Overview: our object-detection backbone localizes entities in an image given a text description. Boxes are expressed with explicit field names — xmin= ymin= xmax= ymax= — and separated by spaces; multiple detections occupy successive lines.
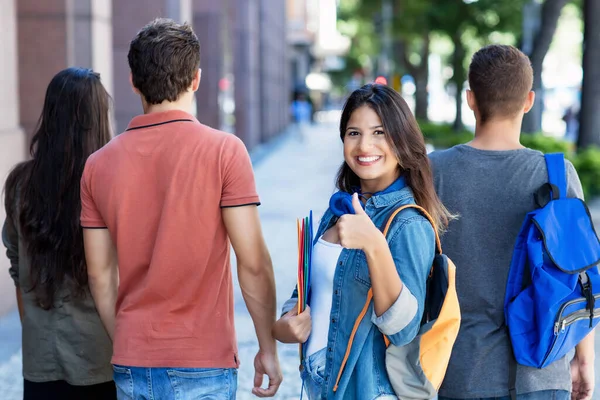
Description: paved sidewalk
xmin=0 ymin=120 xmax=599 ymax=399
xmin=234 ymin=120 xmax=343 ymax=399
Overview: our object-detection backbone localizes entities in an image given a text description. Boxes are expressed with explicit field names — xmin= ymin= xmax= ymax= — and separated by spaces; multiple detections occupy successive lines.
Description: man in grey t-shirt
xmin=430 ymin=45 xmax=595 ymax=400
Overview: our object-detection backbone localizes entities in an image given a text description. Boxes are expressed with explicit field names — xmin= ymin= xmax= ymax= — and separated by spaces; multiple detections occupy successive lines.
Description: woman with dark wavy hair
xmin=273 ymin=83 xmax=453 ymax=399
xmin=2 ymin=67 xmax=115 ymax=400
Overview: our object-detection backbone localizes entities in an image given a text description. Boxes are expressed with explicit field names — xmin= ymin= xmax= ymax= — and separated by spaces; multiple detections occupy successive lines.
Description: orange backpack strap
xmin=332 ymin=204 xmax=442 ymax=392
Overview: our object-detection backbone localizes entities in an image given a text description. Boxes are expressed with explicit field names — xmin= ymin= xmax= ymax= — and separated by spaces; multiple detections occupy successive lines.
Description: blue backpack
xmin=504 ymin=153 xmax=600 ymax=369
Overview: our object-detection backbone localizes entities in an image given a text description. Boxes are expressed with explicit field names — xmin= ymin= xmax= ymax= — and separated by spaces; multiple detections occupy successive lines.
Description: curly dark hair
xmin=4 ymin=67 xmax=111 ymax=309
xmin=128 ymin=18 xmax=201 ymax=105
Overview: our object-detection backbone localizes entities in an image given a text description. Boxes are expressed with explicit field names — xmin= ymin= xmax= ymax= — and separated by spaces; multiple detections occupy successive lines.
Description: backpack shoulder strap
xmin=332 ymin=204 xmax=441 ymax=392
xmin=545 ymin=153 xmax=567 ymax=199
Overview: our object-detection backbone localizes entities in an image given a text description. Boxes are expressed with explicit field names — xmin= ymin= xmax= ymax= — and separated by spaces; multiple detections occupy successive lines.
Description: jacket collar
xmin=370 ymin=186 xmax=414 ymax=208
xmin=330 ymin=176 xmax=410 ymax=218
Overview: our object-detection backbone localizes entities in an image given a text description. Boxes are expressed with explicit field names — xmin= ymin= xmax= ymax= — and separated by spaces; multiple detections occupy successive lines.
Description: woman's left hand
xmin=337 ymin=193 xmax=382 ymax=250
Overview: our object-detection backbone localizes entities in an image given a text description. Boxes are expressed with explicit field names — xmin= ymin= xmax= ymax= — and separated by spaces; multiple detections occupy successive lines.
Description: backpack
xmin=335 ymin=205 xmax=461 ymax=399
xmin=504 ymin=153 xmax=600 ymax=369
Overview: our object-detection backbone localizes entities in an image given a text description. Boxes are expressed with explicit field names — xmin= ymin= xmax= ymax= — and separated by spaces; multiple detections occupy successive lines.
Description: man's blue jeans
xmin=113 ymin=365 xmax=237 ymax=400
xmin=438 ymin=390 xmax=570 ymax=400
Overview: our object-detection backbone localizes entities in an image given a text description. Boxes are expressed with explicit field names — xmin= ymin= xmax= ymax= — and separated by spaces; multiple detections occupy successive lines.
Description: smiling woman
xmin=336 ymin=83 xmax=451 ymax=233
xmin=272 ymin=83 xmax=455 ymax=400
xmin=342 ymin=106 xmax=400 ymax=194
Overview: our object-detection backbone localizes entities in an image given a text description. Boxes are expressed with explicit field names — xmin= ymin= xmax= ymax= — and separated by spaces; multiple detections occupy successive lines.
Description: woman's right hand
xmin=272 ymin=304 xmax=312 ymax=344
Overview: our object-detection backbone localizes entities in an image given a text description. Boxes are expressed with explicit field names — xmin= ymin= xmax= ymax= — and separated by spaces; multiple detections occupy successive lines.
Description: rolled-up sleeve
xmin=371 ymin=217 xmax=435 ymax=346
xmin=281 ymin=287 xmax=299 ymax=316
xmin=2 ymin=217 xmax=20 ymax=287
xmin=371 ymin=283 xmax=418 ymax=335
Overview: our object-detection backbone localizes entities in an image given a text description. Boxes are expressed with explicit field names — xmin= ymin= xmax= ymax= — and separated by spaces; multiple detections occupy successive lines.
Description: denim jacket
xmin=282 ymin=186 xmax=436 ymax=399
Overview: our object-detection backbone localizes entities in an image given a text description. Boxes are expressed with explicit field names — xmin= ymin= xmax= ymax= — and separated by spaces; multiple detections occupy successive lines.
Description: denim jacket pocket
xmin=354 ymin=250 xmax=371 ymax=287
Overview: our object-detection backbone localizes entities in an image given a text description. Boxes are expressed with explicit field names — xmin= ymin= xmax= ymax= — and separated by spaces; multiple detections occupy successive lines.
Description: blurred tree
xmin=331 ymin=0 xmax=381 ymax=89
xmin=429 ymin=0 xmax=524 ymax=131
xmin=428 ymin=0 xmax=470 ymax=131
xmin=393 ymin=0 xmax=432 ymax=121
xmin=521 ymin=0 xmax=570 ymax=134
xmin=336 ymin=0 xmax=526 ymax=130
xmin=577 ymin=0 xmax=600 ymax=148
xmin=335 ymin=0 xmax=432 ymax=119
xmin=396 ymin=33 xmax=431 ymax=120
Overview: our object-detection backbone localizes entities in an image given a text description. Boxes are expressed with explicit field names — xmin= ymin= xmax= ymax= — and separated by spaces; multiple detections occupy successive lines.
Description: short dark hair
xmin=468 ymin=45 xmax=533 ymax=123
xmin=128 ymin=18 xmax=200 ymax=104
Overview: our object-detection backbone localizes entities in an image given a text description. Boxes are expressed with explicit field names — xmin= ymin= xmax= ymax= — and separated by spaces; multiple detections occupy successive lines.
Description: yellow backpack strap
xmin=333 ymin=204 xmax=442 ymax=392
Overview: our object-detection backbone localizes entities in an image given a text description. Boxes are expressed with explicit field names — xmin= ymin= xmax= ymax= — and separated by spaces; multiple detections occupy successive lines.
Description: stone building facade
xmin=0 ymin=0 xmax=292 ymax=314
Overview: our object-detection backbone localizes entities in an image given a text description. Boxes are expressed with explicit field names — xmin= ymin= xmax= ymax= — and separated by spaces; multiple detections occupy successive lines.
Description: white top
xmin=305 ymin=236 xmax=343 ymax=357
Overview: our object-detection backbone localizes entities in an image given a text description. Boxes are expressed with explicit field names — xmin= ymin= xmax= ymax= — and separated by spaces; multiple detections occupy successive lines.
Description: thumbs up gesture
xmin=337 ymin=193 xmax=380 ymax=250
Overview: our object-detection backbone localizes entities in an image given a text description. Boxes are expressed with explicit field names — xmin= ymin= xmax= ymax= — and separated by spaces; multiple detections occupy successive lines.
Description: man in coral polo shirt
xmin=81 ymin=18 xmax=282 ymax=399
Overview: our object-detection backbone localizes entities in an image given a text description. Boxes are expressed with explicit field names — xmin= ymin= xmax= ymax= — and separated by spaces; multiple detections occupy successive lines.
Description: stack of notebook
xmin=297 ymin=210 xmax=313 ymax=361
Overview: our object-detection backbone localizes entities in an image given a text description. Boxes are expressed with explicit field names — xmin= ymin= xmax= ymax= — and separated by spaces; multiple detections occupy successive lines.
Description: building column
xmin=17 ymin=0 xmax=113 ymax=138
xmin=193 ymin=1 xmax=225 ymax=130
xmin=112 ymin=0 xmax=192 ymax=133
xmin=90 ymin=0 xmax=114 ymax=98
xmin=233 ymin=0 xmax=260 ymax=149
xmin=0 ymin=0 xmax=26 ymax=316
xmin=258 ymin=0 xmax=289 ymax=142
xmin=280 ymin=0 xmax=291 ymax=135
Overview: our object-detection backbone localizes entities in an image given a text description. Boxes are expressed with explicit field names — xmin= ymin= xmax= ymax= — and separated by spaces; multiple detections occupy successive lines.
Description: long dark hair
xmin=4 ymin=67 xmax=111 ymax=309
xmin=336 ymin=83 xmax=451 ymax=233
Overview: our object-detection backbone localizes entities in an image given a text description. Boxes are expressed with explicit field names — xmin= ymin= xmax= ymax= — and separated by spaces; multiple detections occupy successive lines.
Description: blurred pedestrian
xmin=562 ymin=106 xmax=579 ymax=143
xmin=80 ymin=18 xmax=282 ymax=400
xmin=2 ymin=67 xmax=115 ymax=400
xmin=273 ymin=83 xmax=452 ymax=399
xmin=430 ymin=45 xmax=593 ymax=400
xmin=291 ymin=92 xmax=313 ymax=142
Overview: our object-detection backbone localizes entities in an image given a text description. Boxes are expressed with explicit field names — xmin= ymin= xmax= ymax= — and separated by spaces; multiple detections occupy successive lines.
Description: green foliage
xmin=520 ymin=134 xmax=573 ymax=154
xmin=418 ymin=120 xmax=474 ymax=148
xmin=334 ymin=0 xmax=527 ymax=91
xmin=427 ymin=0 xmax=524 ymax=40
xmin=572 ymin=147 xmax=600 ymax=198
xmin=332 ymin=0 xmax=383 ymax=87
